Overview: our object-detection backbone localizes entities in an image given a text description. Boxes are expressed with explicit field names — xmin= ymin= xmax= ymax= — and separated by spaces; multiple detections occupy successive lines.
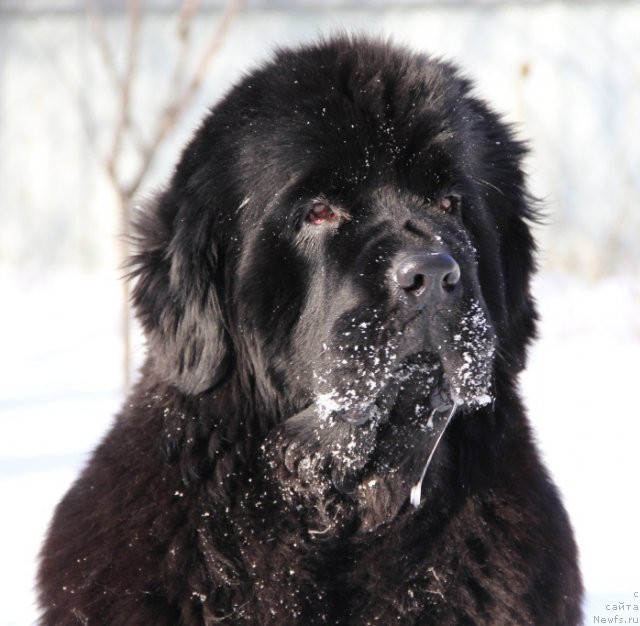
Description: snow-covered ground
xmin=521 ymin=272 xmax=640 ymax=622
xmin=1 ymin=268 xmax=638 ymax=624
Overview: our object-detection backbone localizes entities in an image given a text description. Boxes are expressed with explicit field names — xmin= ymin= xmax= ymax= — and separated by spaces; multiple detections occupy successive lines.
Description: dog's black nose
xmin=394 ymin=251 xmax=460 ymax=308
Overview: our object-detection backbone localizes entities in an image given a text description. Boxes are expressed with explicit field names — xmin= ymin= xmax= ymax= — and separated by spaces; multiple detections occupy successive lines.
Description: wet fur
xmin=38 ymin=37 xmax=583 ymax=625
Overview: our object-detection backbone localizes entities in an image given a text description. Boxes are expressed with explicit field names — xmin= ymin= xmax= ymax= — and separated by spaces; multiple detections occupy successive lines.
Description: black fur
xmin=38 ymin=36 xmax=582 ymax=625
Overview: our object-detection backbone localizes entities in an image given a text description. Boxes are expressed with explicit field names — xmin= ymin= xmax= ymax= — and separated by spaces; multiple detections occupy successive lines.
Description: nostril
xmin=395 ymin=260 xmax=426 ymax=294
xmin=442 ymin=275 xmax=457 ymax=293
xmin=441 ymin=262 xmax=461 ymax=292
xmin=406 ymin=273 xmax=426 ymax=294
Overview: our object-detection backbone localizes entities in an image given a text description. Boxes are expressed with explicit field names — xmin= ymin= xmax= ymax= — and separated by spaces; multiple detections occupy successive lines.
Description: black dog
xmin=38 ymin=36 xmax=583 ymax=625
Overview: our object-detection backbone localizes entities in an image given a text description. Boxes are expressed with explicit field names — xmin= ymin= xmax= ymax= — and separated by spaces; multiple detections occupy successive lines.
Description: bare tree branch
xmin=30 ymin=17 xmax=105 ymax=172
xmin=37 ymin=1 xmax=244 ymax=389
xmin=179 ymin=0 xmax=244 ymax=117
xmin=126 ymin=0 xmax=245 ymax=198
xmin=107 ymin=0 xmax=142 ymax=182
xmin=87 ymin=0 xmax=121 ymax=95
xmin=88 ymin=0 xmax=147 ymax=187
xmin=164 ymin=0 xmax=201 ymax=121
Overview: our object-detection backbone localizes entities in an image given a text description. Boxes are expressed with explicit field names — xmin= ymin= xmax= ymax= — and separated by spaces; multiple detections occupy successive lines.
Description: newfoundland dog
xmin=38 ymin=36 xmax=582 ymax=625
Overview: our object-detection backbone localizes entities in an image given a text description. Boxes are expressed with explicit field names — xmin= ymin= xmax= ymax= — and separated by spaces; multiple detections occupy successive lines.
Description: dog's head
xmin=130 ymin=37 xmax=537 ymax=531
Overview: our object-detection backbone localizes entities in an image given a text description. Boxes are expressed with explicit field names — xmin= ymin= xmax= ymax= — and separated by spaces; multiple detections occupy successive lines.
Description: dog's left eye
xmin=307 ymin=202 xmax=339 ymax=225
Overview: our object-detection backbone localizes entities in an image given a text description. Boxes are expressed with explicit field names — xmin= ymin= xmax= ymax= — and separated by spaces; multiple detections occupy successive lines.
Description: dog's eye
xmin=307 ymin=202 xmax=339 ymax=225
xmin=438 ymin=194 xmax=461 ymax=215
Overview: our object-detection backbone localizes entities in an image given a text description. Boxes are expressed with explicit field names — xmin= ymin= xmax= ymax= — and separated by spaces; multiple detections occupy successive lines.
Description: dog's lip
xmin=335 ymin=404 xmax=380 ymax=426
xmin=334 ymin=354 xmax=447 ymax=426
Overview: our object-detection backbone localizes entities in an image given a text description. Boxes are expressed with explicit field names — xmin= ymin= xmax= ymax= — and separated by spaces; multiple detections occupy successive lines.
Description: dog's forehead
xmin=232 ymin=43 xmax=469 ymax=180
xmin=235 ymin=104 xmax=464 ymax=214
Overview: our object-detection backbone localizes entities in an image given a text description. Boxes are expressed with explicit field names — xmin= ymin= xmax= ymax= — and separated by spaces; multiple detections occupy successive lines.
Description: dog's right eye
xmin=438 ymin=194 xmax=462 ymax=215
xmin=306 ymin=202 xmax=339 ymax=225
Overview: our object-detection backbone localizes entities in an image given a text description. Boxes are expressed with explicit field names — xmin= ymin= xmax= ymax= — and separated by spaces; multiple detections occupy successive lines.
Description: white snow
xmin=449 ymin=298 xmax=495 ymax=406
xmin=520 ymin=271 xmax=640 ymax=619
xmin=0 ymin=268 xmax=638 ymax=624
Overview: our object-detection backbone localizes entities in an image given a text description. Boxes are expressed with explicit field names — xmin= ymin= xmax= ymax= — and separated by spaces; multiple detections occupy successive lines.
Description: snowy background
xmin=2 ymin=1 xmax=640 ymax=624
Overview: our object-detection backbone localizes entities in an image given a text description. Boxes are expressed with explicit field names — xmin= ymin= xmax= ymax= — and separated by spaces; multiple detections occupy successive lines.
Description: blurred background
xmin=1 ymin=0 xmax=638 ymax=623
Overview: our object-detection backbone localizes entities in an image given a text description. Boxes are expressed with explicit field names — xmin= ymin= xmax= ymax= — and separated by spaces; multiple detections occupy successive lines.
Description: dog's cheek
xmin=235 ymin=239 xmax=308 ymax=348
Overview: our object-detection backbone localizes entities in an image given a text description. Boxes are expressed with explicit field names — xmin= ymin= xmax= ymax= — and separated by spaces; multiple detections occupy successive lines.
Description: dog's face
xmin=238 ymin=181 xmax=496 ymax=418
xmin=131 ymin=38 xmax=536 ymax=532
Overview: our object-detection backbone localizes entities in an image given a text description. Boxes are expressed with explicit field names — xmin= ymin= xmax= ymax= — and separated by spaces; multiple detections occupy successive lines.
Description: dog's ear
xmin=128 ymin=191 xmax=231 ymax=395
xmin=498 ymin=203 xmax=538 ymax=373
xmin=484 ymin=142 xmax=539 ymax=374
xmin=468 ymin=101 xmax=539 ymax=374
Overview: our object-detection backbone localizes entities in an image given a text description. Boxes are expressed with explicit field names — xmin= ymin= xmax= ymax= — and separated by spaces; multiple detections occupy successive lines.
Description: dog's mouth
xmin=266 ymin=301 xmax=496 ymax=529
xmin=313 ymin=297 xmax=496 ymax=430
xmin=262 ymin=351 xmax=492 ymax=534
xmin=314 ymin=355 xmax=436 ymax=425
xmin=311 ymin=350 xmax=493 ymax=509
xmin=318 ymin=350 xmax=489 ymax=429
xmin=368 ymin=360 xmax=464 ymax=508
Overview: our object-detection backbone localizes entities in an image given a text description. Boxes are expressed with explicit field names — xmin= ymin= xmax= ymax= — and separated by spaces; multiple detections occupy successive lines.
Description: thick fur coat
xmin=38 ymin=37 xmax=583 ymax=625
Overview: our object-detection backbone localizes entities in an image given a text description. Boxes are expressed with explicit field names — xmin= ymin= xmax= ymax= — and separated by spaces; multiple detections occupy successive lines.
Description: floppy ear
xmin=128 ymin=191 xmax=231 ymax=395
xmin=498 ymin=204 xmax=538 ymax=373
xmin=470 ymin=104 xmax=539 ymax=375
xmin=486 ymin=149 xmax=539 ymax=374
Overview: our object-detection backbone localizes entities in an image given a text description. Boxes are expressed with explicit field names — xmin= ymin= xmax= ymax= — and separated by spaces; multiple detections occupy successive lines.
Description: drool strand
xmin=410 ymin=400 xmax=462 ymax=508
